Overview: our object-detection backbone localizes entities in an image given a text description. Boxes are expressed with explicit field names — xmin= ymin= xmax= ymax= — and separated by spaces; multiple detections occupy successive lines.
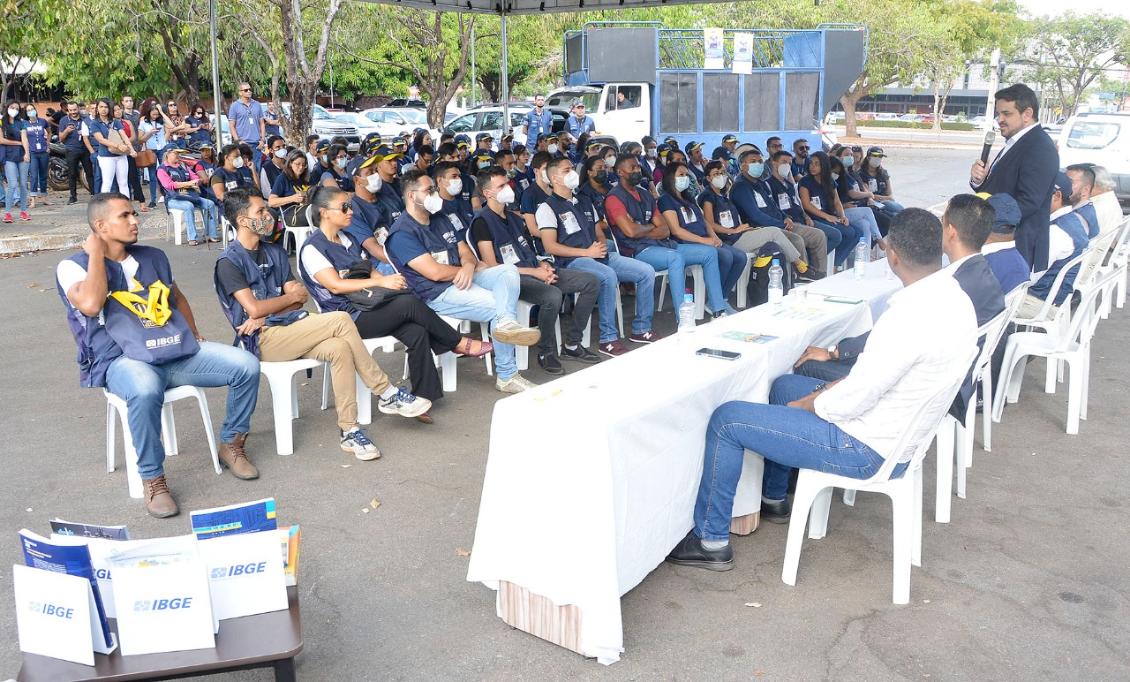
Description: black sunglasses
xmin=797 ymin=146 xmax=810 ymax=151
xmin=332 ymin=202 xmax=353 ymax=213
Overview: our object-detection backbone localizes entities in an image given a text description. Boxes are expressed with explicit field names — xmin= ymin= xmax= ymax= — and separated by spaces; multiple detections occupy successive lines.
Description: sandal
xmin=139 ymin=204 xmax=150 ymax=213
xmin=188 ymin=240 xmax=199 ymax=246
xmin=415 ymin=413 xmax=434 ymax=425
xmin=455 ymin=337 xmax=493 ymax=358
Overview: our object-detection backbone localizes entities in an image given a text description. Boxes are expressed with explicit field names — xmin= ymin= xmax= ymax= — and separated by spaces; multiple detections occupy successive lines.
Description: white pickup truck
xmin=1057 ymin=112 xmax=1130 ymax=205
xmin=547 ymin=84 xmax=651 ymax=146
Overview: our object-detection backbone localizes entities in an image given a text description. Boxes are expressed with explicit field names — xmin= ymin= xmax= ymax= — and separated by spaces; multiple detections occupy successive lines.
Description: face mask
xmin=711 ymin=175 xmax=728 ymax=190
xmin=778 ymin=164 xmax=792 ymax=178
xmin=675 ymin=175 xmax=691 ymax=192
xmin=477 ymin=160 xmax=491 ymax=170
xmin=831 ymin=172 xmax=840 ymax=181
xmin=446 ymin=178 xmax=463 ymax=196
xmin=646 ymin=147 xmax=657 ymax=159
xmin=246 ymin=214 xmax=274 ymax=237
xmin=561 ymin=170 xmax=580 ymax=191
xmin=366 ymin=174 xmax=383 ymax=193
xmin=869 ymin=157 xmax=882 ymax=168
xmin=539 ymin=169 xmax=549 ymax=185
xmin=746 ymin=161 xmax=764 ymax=177
xmin=422 ymin=191 xmax=443 ymax=214
xmin=842 ymin=156 xmax=854 ymax=168
xmin=321 ymin=155 xmax=328 ymax=165
xmin=604 ymin=155 xmax=616 ymax=166
xmin=272 ymin=148 xmax=286 ymax=159
xmin=26 ymin=109 xmax=35 ymax=118
xmin=7 ymin=108 xmax=17 ymax=117
xmin=232 ymin=156 xmax=245 ymax=169
xmin=547 ymin=144 xmax=559 ymax=155
xmin=594 ymin=170 xmax=608 ymax=185
xmin=495 ymin=185 xmax=516 ymax=205
xmin=626 ymin=170 xmax=643 ymax=187
xmin=335 ymin=157 xmax=347 ymax=170
xmin=506 ymin=167 xmax=517 ymax=178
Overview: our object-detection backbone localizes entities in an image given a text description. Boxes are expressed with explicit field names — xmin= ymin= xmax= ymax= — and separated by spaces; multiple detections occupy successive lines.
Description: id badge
xmin=754 ymin=192 xmax=767 ymax=209
xmin=561 ymin=212 xmax=581 ymax=235
xmin=811 ymin=196 xmax=822 ymax=211
xmin=719 ymin=210 xmax=735 ymax=228
xmin=868 ymin=179 xmax=878 ymax=193
xmin=777 ymin=194 xmax=791 ymax=211
xmin=447 ymin=214 xmax=465 ymax=233
xmin=500 ymin=243 xmax=520 ymax=266
xmin=679 ymin=206 xmax=694 ymax=224
xmin=375 ymin=227 xmax=389 ymax=245
xmin=431 ymin=250 xmax=450 ymax=265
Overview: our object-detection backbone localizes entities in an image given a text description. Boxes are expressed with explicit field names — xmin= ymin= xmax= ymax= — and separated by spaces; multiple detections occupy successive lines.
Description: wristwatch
xmin=827 ymin=344 xmax=839 ymax=360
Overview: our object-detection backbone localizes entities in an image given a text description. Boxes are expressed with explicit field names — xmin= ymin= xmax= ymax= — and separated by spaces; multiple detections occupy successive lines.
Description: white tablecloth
xmin=803 ymin=257 xmax=899 ymax=320
xmin=467 ymin=275 xmax=903 ymax=665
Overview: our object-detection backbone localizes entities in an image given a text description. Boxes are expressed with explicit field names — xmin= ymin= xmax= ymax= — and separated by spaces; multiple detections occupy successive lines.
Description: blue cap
xmin=1053 ymin=171 xmax=1073 ymax=201
xmin=986 ymin=193 xmax=1021 ymax=233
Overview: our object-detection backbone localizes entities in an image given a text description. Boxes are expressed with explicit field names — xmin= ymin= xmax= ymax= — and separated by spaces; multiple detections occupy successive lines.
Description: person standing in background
xmin=2 ymin=101 xmax=30 ymax=222
xmin=25 ymin=103 xmax=50 ymax=209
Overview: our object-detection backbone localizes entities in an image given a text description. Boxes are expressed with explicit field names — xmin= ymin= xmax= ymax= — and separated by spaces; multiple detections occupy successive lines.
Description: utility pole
xmin=984 ymin=48 xmax=1001 ymax=132
xmin=470 ymin=21 xmax=477 ymax=108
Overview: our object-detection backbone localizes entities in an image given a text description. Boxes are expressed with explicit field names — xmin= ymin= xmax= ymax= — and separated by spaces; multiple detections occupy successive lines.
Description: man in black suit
xmin=794 ymin=197 xmax=1003 ymax=383
xmin=969 ymin=83 xmax=1059 ymax=271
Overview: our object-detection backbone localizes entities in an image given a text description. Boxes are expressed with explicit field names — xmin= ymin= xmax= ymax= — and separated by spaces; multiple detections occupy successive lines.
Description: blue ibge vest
xmin=542 ymin=192 xmax=605 ymax=266
xmin=1031 ymin=211 xmax=1089 ymax=305
xmin=298 ymin=228 xmax=370 ymax=317
xmin=214 ymin=239 xmax=294 ymax=355
xmin=473 ymin=207 xmax=538 ymax=267
xmin=387 ymin=213 xmax=461 ymax=302
xmin=56 ymin=245 xmax=198 ymax=388
xmin=607 ymin=184 xmax=674 ymax=255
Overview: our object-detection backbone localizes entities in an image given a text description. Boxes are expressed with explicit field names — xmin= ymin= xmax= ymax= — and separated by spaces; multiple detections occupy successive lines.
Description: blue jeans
xmin=146 ymin=164 xmax=160 ymax=205
xmin=566 ymin=253 xmax=655 ymax=342
xmin=715 ymin=243 xmax=747 ymax=297
xmin=427 ymin=263 xmax=522 ymax=380
xmin=4 ymin=159 xmax=29 ymax=212
xmin=693 ymin=374 xmax=902 ymax=541
xmin=635 ymin=243 xmax=734 ymax=315
xmin=846 ymin=206 xmax=881 ymax=243
xmin=811 ymin=218 xmax=860 ymax=267
xmin=28 ymin=152 xmax=49 ymax=196
xmin=168 ymin=195 xmax=218 ymax=240
xmin=104 ymin=341 xmax=261 ymax=479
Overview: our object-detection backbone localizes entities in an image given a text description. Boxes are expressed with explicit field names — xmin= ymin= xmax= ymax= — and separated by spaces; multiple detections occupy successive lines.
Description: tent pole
xmin=501 ymin=12 xmax=509 ymax=143
xmin=209 ymin=0 xmax=226 ymax=246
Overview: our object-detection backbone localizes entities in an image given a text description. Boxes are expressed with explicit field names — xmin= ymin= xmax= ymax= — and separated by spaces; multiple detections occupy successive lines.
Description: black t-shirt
xmin=215 ymin=246 xmax=294 ymax=296
xmin=470 ymin=216 xmax=492 ymax=245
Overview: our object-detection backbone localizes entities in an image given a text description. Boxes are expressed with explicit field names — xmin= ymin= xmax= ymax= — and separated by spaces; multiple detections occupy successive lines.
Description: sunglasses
xmin=797 ymin=146 xmax=810 ymax=151
xmin=239 ymin=88 xmax=251 ymax=92
xmin=331 ymin=202 xmax=353 ymax=213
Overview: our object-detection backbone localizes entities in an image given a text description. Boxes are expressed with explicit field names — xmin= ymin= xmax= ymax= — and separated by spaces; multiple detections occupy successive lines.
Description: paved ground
xmin=3 ymin=148 xmax=1129 ymax=680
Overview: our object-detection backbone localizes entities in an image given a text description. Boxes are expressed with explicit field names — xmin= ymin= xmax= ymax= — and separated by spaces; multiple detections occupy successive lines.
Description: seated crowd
xmin=53 ymin=96 xmax=1124 ymax=523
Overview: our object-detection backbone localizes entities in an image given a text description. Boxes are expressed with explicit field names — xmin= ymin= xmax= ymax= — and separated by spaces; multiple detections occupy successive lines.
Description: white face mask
xmin=232 ymin=156 xmax=245 ymax=169
xmin=831 ymin=172 xmax=840 ymax=181
xmin=547 ymin=144 xmax=559 ymax=155
xmin=422 ymin=191 xmax=443 ymax=214
xmin=274 ymin=148 xmax=287 ymax=159
xmin=7 ymin=108 xmax=18 ymax=118
xmin=675 ymin=175 xmax=691 ymax=192
xmin=604 ymin=155 xmax=616 ymax=166
xmin=646 ymin=147 xmax=657 ymax=159
xmin=366 ymin=174 xmax=383 ymax=193
xmin=26 ymin=109 xmax=35 ymax=118
xmin=495 ymin=185 xmax=516 ymax=205
xmin=334 ymin=157 xmax=347 ymax=170
xmin=711 ymin=175 xmax=728 ymax=190
xmin=777 ymin=163 xmax=791 ymax=178
xmin=563 ymin=170 xmax=580 ymax=190
xmin=869 ymin=157 xmax=882 ymax=168
xmin=539 ymin=169 xmax=549 ymax=185
xmin=446 ymin=178 xmax=463 ymax=196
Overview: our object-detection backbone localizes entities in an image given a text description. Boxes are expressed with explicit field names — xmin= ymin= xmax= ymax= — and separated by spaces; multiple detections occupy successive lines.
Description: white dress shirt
xmin=1048 ymin=205 xmax=1077 ymax=265
xmin=988 ymin=121 xmax=1039 ymax=172
xmin=814 ymin=267 xmax=977 ymax=462
xmin=1091 ymin=191 xmax=1124 ymax=237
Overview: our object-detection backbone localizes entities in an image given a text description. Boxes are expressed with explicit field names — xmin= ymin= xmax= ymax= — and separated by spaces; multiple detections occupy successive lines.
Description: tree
xmin=267 ymin=0 xmax=344 ymax=143
xmin=1028 ymin=13 xmax=1130 ymax=118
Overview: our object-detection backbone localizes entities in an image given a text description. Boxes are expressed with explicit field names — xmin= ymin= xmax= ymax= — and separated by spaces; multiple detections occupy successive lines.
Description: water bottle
xmin=768 ymin=259 xmax=784 ymax=305
xmin=854 ymin=237 xmax=869 ymax=279
xmin=678 ymin=291 xmax=697 ymax=334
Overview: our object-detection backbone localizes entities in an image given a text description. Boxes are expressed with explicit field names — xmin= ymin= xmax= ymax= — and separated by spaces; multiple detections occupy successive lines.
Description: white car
xmin=1058 ymin=112 xmax=1130 ymax=203
xmin=351 ymin=108 xmax=441 ymax=143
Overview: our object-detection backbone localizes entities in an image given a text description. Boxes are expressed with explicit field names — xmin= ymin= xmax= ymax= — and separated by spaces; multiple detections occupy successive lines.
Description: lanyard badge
xmin=110 ymin=280 xmax=174 ymax=328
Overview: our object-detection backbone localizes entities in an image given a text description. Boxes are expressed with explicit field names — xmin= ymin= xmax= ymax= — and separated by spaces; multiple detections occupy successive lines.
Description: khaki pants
xmin=733 ymin=227 xmax=803 ymax=264
xmin=785 ymin=224 xmax=829 ymax=275
xmin=258 ymin=311 xmax=391 ymax=431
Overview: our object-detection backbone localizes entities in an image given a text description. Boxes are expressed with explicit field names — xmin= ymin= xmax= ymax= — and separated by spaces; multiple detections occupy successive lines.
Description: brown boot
xmin=219 ymin=433 xmax=259 ymax=480
xmin=143 ymin=475 xmax=179 ymax=518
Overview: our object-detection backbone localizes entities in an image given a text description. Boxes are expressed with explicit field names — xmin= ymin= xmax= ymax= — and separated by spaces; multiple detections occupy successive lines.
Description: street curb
xmin=835 ymin=135 xmax=980 ymax=151
xmin=0 ymin=232 xmax=85 ymax=257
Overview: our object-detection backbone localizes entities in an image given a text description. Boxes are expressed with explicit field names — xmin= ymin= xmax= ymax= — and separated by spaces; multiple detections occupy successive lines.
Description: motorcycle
xmin=48 ymin=142 xmax=89 ymax=193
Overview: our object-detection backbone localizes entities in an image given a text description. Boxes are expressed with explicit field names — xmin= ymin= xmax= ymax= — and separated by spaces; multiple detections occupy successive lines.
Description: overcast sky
xmin=1018 ymin=0 xmax=1130 ymax=19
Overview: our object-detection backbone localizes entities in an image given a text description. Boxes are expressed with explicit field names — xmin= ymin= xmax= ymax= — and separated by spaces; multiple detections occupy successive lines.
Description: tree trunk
xmin=288 ymin=80 xmax=316 ymax=148
xmin=840 ymin=92 xmax=863 ymax=138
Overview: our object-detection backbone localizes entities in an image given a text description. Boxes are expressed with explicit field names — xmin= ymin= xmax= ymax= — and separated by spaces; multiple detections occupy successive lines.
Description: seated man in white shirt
xmin=1018 ymin=172 xmax=1089 ymax=318
xmin=1087 ymin=165 xmax=1125 ymax=237
xmin=667 ymin=208 xmax=978 ymax=571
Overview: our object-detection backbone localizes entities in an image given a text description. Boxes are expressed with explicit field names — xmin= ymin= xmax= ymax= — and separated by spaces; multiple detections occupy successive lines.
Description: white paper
xmin=13 ymin=564 xmax=96 ymax=666
xmin=196 ymin=531 xmax=288 ymax=621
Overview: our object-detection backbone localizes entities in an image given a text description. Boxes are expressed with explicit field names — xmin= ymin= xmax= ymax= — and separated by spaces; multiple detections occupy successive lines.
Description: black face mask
xmin=593 ymin=170 xmax=608 ymax=185
xmin=626 ymin=170 xmax=643 ymax=187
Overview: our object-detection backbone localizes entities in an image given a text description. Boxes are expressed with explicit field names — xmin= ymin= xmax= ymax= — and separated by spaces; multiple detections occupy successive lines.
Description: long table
xmin=466 ymin=262 xmax=902 ymax=664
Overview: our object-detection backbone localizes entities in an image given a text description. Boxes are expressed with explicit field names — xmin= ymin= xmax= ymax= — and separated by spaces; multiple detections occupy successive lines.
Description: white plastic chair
xmin=656 ymin=264 xmax=706 ymax=319
xmin=1109 ymin=218 xmax=1130 ymax=309
xmin=104 ymin=386 xmax=222 ymax=499
xmin=357 ymin=336 xmax=399 ymax=424
xmin=1096 ymin=220 xmax=1130 ymax=319
xmin=995 ymin=268 xmax=1118 ymax=435
xmin=168 ymin=206 xmax=207 ymax=246
xmin=933 ymin=290 xmax=1024 ymax=523
xmin=257 ymin=358 xmax=332 ymax=455
xmin=780 ymin=346 xmax=977 ymax=604
xmin=736 ymin=253 xmax=756 ymax=309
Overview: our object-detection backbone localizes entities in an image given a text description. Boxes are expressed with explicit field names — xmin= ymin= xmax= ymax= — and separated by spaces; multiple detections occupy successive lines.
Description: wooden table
xmin=18 ymin=586 xmax=302 ymax=681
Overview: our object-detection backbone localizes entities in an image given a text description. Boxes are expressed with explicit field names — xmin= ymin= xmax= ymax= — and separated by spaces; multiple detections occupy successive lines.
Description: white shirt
xmin=981 ymin=240 xmax=1016 ymax=256
xmin=989 ymin=121 xmax=1039 ymax=171
xmin=299 ymin=233 xmax=355 ymax=283
xmin=56 ymin=255 xmax=144 ymax=307
xmin=1048 ymin=205 xmax=1077 ymax=264
xmin=1092 ymin=191 xmax=1124 ymax=237
xmin=814 ymin=268 xmax=978 ymax=462
xmin=535 ymin=198 xmax=578 ymax=231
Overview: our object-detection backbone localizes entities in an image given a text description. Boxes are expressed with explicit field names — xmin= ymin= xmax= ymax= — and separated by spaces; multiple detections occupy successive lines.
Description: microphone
xmin=980 ymin=130 xmax=996 ymax=165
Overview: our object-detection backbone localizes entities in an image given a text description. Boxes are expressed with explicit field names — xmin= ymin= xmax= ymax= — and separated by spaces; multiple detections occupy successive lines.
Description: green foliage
xmin=1025 ymin=12 xmax=1130 ymax=116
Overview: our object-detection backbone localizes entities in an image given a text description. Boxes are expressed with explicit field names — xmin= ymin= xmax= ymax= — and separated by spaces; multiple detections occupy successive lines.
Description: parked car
xmin=384 ymin=99 xmax=426 ymax=109
xmin=279 ymin=103 xmax=360 ymax=151
xmin=1058 ymin=112 xmax=1130 ymax=204
xmin=444 ymin=105 xmax=568 ymax=146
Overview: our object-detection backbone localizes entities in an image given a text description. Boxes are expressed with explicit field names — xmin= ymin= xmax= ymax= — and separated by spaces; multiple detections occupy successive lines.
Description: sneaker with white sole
xmin=377 ymin=387 xmax=432 ymax=418
xmin=496 ymin=373 xmax=538 ymax=394
xmin=491 ymin=319 xmax=541 ymax=346
xmin=341 ymin=427 xmax=381 ymax=461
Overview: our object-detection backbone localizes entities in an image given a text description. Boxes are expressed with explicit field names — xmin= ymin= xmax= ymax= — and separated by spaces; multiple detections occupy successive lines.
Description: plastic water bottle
xmin=768 ymin=259 xmax=784 ymax=305
xmin=678 ymin=291 xmax=697 ymax=335
xmin=854 ymin=237 xmax=870 ymax=279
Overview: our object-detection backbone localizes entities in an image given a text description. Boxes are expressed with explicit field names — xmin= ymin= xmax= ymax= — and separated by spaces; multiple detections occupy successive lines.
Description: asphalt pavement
xmin=3 ymin=147 xmax=1129 ymax=680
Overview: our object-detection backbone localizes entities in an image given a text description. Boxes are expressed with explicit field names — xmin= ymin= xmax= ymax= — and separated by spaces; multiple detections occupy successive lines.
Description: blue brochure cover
xmin=190 ymin=498 xmax=278 ymax=539
xmin=19 ymin=528 xmax=114 ymax=649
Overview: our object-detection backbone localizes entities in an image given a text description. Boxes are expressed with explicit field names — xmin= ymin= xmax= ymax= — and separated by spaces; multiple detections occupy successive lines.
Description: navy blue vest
xmin=607 ymin=184 xmax=672 ymax=254
xmin=299 ymin=229 xmax=369 ymax=317
xmin=661 ymin=194 xmax=709 ymax=240
xmin=387 ymin=212 xmax=461 ymax=302
xmin=160 ymin=164 xmax=199 ymax=202
xmin=1031 ymin=212 xmax=1089 ymax=304
xmin=766 ymin=175 xmax=805 ymax=222
xmin=542 ymin=192 xmax=604 ymax=266
xmin=697 ymin=188 xmax=742 ymax=244
xmin=56 ymin=246 xmax=182 ymax=388
xmin=343 ymin=195 xmax=389 ymax=248
xmin=373 ymin=180 xmax=405 ymax=227
xmin=214 ymin=240 xmax=292 ymax=351
xmin=473 ymin=208 xmax=538 ymax=268
xmin=442 ymin=195 xmax=475 ymax=237
xmin=860 ymin=167 xmax=890 ymax=196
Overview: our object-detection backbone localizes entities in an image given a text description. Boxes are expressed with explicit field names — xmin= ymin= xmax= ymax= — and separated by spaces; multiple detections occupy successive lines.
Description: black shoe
xmin=67 ymin=197 xmax=78 ymax=205
xmin=761 ymin=497 xmax=792 ymax=524
xmin=665 ymin=531 xmax=734 ymax=571
xmin=537 ymin=353 xmax=565 ymax=375
xmin=561 ymin=344 xmax=601 ymax=364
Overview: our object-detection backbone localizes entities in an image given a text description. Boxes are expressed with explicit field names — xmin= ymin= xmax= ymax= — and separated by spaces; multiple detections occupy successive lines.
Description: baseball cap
xmin=571 ymin=98 xmax=586 ymax=109
xmin=721 ymin=134 xmax=738 ymax=144
xmin=346 ymin=153 xmax=379 ymax=176
xmin=315 ymin=139 xmax=330 ymax=152
xmin=370 ymin=144 xmax=403 ymax=162
xmin=684 ymin=140 xmax=704 ymax=154
xmin=476 ymin=132 xmax=493 ymax=142
xmin=985 ymin=193 xmax=1021 ymax=233
xmin=866 ymin=146 xmax=886 ymax=158
xmin=1053 ymin=172 xmax=1073 ymax=200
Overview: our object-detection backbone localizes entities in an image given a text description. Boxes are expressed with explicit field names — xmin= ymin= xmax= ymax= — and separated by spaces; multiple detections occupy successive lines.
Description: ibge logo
xmin=28 ymin=601 xmax=75 ymax=619
xmin=210 ymin=561 xmax=269 ymax=580
xmin=133 ymin=597 xmax=195 ymax=612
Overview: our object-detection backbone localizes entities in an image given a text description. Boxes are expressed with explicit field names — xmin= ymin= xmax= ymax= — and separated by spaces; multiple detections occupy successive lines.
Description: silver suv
xmin=281 ymin=103 xmax=360 ymax=151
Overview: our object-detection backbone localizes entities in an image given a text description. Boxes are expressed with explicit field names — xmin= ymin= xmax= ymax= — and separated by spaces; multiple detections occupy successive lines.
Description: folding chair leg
xmin=891 ymin=486 xmax=913 ymax=605
xmin=161 ymin=405 xmax=178 ymax=456
xmin=193 ymin=391 xmax=222 ymax=474
xmin=935 ymin=418 xmax=955 ymax=523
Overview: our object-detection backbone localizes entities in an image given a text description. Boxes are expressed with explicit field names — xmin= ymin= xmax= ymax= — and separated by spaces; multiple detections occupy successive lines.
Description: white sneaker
xmin=377 ymin=387 xmax=432 ymax=418
xmin=491 ymin=319 xmax=541 ymax=347
xmin=496 ymin=373 xmax=538 ymax=394
xmin=340 ymin=427 xmax=381 ymax=461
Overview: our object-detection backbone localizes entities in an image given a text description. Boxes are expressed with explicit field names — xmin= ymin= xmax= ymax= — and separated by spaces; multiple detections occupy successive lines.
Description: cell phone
xmin=696 ymin=347 xmax=741 ymax=361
